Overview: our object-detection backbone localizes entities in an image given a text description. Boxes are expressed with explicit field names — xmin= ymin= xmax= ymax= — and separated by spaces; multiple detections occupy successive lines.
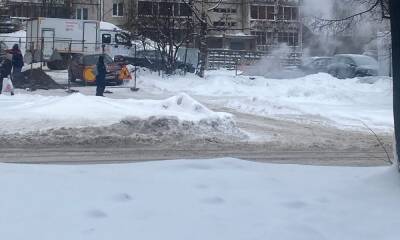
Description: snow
xmin=0 ymin=158 xmax=399 ymax=240
xmin=138 ymin=70 xmax=393 ymax=132
xmin=0 ymin=93 xmax=232 ymax=134
xmin=100 ymin=21 xmax=121 ymax=31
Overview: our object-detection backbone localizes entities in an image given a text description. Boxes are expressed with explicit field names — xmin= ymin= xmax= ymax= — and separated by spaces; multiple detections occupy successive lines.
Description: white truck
xmin=25 ymin=18 xmax=133 ymax=69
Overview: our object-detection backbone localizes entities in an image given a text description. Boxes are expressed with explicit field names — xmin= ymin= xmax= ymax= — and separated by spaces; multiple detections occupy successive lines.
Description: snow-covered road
xmin=1 ymin=158 xmax=399 ymax=240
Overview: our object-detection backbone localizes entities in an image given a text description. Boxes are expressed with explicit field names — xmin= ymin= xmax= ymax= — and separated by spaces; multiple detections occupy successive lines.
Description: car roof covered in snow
xmin=334 ymin=54 xmax=378 ymax=66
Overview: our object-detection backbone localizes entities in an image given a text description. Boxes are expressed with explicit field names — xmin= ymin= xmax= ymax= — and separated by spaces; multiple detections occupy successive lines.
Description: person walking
xmin=0 ymin=54 xmax=14 ymax=95
xmin=8 ymin=44 xmax=23 ymax=83
xmin=95 ymin=55 xmax=106 ymax=96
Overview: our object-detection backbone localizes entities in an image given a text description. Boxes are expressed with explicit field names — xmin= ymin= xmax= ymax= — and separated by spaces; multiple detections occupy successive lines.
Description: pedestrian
xmin=8 ymin=44 xmax=24 ymax=83
xmin=95 ymin=55 xmax=106 ymax=96
xmin=0 ymin=54 xmax=14 ymax=95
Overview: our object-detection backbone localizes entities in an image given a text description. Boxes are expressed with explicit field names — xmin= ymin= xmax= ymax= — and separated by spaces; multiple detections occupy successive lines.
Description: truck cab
xmin=100 ymin=22 xmax=132 ymax=59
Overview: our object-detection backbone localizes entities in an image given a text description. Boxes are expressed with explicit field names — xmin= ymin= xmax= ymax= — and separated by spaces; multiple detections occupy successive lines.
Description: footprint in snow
xmin=86 ymin=209 xmax=108 ymax=219
xmin=202 ymin=196 xmax=225 ymax=205
xmin=195 ymin=184 xmax=209 ymax=190
xmin=113 ymin=193 xmax=133 ymax=202
xmin=282 ymin=200 xmax=308 ymax=209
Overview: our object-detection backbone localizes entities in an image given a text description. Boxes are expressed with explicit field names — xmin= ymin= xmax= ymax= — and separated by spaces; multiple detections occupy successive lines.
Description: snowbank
xmin=0 ymin=158 xmax=399 ymax=240
xmin=0 ymin=93 xmax=232 ymax=134
xmin=139 ymin=70 xmax=393 ymax=132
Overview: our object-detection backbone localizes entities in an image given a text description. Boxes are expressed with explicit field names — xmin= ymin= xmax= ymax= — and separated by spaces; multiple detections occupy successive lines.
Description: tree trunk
xmin=197 ymin=12 xmax=207 ymax=78
xmin=389 ymin=0 xmax=400 ymax=169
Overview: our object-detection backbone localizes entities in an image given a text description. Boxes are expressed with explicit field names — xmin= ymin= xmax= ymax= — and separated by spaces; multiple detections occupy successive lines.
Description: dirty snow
xmin=138 ymin=70 xmax=393 ymax=132
xmin=0 ymin=93 xmax=233 ymax=134
xmin=0 ymin=158 xmax=399 ymax=240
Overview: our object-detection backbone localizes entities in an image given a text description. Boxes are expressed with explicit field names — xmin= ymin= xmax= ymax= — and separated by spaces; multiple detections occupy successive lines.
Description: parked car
xmin=68 ymin=53 xmax=128 ymax=85
xmin=0 ymin=15 xmax=19 ymax=33
xmin=300 ymin=57 xmax=332 ymax=74
xmin=120 ymin=50 xmax=196 ymax=73
xmin=327 ymin=54 xmax=378 ymax=79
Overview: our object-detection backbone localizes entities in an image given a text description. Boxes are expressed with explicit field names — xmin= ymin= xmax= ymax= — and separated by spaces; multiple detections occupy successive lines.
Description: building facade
xmin=128 ymin=0 xmax=302 ymax=52
xmin=0 ymin=0 xmax=70 ymax=18
xmin=1 ymin=0 xmax=302 ymax=53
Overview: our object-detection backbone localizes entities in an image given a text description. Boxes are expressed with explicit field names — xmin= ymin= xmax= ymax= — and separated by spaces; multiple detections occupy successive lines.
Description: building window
xmin=230 ymin=41 xmax=245 ymax=50
xmin=179 ymin=3 xmax=191 ymax=16
xmin=267 ymin=6 xmax=274 ymax=20
xmin=251 ymin=5 xmax=258 ymax=19
xmin=138 ymin=1 xmax=192 ymax=17
xmin=277 ymin=32 xmax=298 ymax=46
xmin=278 ymin=7 xmax=298 ymax=21
xmin=138 ymin=1 xmax=152 ymax=15
xmin=259 ymin=6 xmax=266 ymax=19
xmin=159 ymin=2 xmax=173 ymax=16
xmin=213 ymin=8 xmax=237 ymax=13
xmin=252 ymin=31 xmax=266 ymax=45
xmin=251 ymin=5 xmax=270 ymax=20
xmin=290 ymin=7 xmax=298 ymax=20
xmin=76 ymin=8 xmax=88 ymax=20
xmin=113 ymin=0 xmax=124 ymax=17
xmin=213 ymin=21 xmax=226 ymax=27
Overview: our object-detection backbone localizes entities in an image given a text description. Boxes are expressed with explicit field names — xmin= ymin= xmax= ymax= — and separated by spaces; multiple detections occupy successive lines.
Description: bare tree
xmin=126 ymin=1 xmax=194 ymax=74
xmin=309 ymin=0 xmax=400 ymax=168
xmin=309 ymin=0 xmax=389 ymax=34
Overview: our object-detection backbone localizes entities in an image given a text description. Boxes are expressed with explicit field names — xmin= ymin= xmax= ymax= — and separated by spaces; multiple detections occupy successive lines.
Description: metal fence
xmin=207 ymin=48 xmax=302 ymax=70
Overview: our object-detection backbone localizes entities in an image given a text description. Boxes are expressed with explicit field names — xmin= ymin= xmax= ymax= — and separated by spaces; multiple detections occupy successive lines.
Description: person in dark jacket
xmin=0 ymin=56 xmax=14 ymax=95
xmin=8 ymin=44 xmax=24 ymax=82
xmin=95 ymin=55 xmax=107 ymax=96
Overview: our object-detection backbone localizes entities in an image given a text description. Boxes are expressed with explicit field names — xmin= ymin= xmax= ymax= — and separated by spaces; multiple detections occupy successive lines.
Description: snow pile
xmin=0 ymin=93 xmax=235 ymax=134
xmin=0 ymin=158 xmax=399 ymax=240
xmin=139 ymin=70 xmax=393 ymax=131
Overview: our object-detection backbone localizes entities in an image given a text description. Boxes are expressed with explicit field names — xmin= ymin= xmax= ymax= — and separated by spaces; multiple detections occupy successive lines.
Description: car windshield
xmin=350 ymin=55 xmax=377 ymax=66
xmin=83 ymin=54 xmax=113 ymax=65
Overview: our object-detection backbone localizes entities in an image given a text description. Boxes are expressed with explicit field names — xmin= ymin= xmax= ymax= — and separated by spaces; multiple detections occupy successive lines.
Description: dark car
xmin=0 ymin=15 xmax=19 ymax=33
xmin=120 ymin=50 xmax=196 ymax=73
xmin=327 ymin=54 xmax=378 ymax=79
xmin=68 ymin=53 xmax=127 ymax=85
xmin=300 ymin=57 xmax=332 ymax=74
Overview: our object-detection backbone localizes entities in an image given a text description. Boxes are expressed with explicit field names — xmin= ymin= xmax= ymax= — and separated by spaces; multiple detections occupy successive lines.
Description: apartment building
xmin=206 ymin=1 xmax=256 ymax=51
xmin=249 ymin=0 xmax=301 ymax=52
xmin=0 ymin=0 xmax=70 ymax=18
xmin=205 ymin=0 xmax=301 ymax=52
xmin=1 ymin=0 xmax=302 ymax=53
